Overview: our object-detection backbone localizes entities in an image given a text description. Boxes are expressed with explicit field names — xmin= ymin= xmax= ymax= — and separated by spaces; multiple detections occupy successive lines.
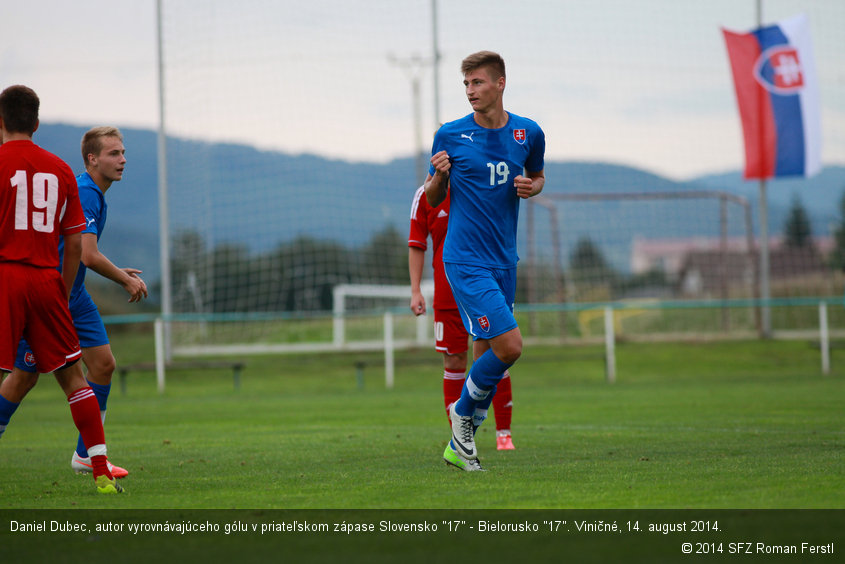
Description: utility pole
xmin=431 ymin=0 xmax=441 ymax=128
xmin=388 ymin=53 xmax=431 ymax=185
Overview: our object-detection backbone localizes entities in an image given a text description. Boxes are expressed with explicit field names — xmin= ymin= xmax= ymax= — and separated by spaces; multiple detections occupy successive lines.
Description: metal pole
xmin=384 ymin=311 xmax=395 ymax=389
xmin=412 ymin=75 xmax=424 ymax=184
xmin=388 ymin=54 xmax=428 ymax=185
xmin=819 ymin=301 xmax=830 ymax=375
xmin=525 ymin=199 xmax=537 ymax=334
xmin=744 ymin=197 xmax=762 ymax=334
xmin=156 ymin=0 xmax=173 ymax=360
xmin=759 ymin=180 xmax=772 ymax=337
xmin=154 ymin=317 xmax=166 ymax=393
xmin=756 ymin=0 xmax=772 ymax=338
xmin=604 ymin=306 xmax=616 ymax=384
xmin=720 ymin=196 xmax=729 ymax=331
xmin=431 ymin=0 xmax=441 ymax=128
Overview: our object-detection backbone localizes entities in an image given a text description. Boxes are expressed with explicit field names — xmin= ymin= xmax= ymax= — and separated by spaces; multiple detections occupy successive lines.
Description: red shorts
xmin=0 ymin=263 xmax=81 ymax=373
xmin=433 ymin=308 xmax=469 ymax=356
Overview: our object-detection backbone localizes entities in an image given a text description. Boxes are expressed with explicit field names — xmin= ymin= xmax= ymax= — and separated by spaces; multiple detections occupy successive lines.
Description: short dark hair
xmin=0 ymin=85 xmax=39 ymax=135
xmin=81 ymin=126 xmax=124 ymax=167
xmin=461 ymin=51 xmax=506 ymax=80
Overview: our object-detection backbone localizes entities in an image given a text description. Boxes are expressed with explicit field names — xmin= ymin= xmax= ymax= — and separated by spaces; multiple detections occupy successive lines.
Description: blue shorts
xmin=443 ymin=262 xmax=517 ymax=340
xmin=15 ymin=288 xmax=108 ymax=373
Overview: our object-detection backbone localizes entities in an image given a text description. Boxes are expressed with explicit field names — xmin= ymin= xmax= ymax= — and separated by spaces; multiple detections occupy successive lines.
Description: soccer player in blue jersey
xmin=425 ymin=51 xmax=545 ymax=471
xmin=0 ymin=126 xmax=147 ymax=478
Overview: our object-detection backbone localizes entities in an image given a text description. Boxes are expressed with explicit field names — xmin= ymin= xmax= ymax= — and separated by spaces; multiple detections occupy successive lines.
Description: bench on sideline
xmin=117 ymin=360 xmax=246 ymax=394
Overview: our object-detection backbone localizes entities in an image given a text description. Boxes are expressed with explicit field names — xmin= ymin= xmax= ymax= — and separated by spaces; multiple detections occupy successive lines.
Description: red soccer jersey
xmin=0 ymin=140 xmax=85 ymax=268
xmin=408 ymin=185 xmax=456 ymax=310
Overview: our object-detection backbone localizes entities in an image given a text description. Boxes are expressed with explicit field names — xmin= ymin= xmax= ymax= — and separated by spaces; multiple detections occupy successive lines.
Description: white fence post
xmin=820 ymin=301 xmax=830 ymax=375
xmin=604 ymin=306 xmax=616 ymax=384
xmin=332 ymin=285 xmax=346 ymax=348
xmin=155 ymin=317 xmax=166 ymax=393
xmin=384 ymin=311 xmax=395 ymax=389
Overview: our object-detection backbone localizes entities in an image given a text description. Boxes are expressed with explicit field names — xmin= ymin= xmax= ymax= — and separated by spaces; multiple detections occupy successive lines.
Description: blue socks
xmin=75 ymin=381 xmax=110 ymax=457
xmin=0 ymin=394 xmax=20 ymax=440
xmin=454 ymin=349 xmax=512 ymax=417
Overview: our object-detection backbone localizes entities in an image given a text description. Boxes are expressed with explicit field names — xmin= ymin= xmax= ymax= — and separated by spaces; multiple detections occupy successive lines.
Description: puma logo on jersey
xmin=461 ymin=132 xmax=474 ymax=142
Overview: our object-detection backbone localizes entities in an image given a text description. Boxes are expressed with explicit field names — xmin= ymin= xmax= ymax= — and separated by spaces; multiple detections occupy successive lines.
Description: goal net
xmin=156 ymin=1 xmax=841 ymax=356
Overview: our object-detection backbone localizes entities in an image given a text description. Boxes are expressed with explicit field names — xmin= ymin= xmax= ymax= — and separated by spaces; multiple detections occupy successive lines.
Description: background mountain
xmin=34 ymin=123 xmax=845 ymax=302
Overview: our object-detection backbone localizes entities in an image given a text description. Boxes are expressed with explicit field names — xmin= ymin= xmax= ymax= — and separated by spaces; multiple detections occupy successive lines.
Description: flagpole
xmin=759 ymin=179 xmax=771 ymax=337
xmin=756 ymin=0 xmax=772 ymax=338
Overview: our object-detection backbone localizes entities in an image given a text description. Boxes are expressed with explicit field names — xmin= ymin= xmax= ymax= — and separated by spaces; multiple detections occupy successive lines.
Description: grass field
xmin=1 ymin=335 xmax=842 ymax=510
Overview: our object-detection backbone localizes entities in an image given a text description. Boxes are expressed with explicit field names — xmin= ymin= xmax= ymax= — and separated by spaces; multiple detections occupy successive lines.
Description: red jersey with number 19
xmin=0 ymin=140 xmax=85 ymax=267
xmin=0 ymin=139 xmax=85 ymax=373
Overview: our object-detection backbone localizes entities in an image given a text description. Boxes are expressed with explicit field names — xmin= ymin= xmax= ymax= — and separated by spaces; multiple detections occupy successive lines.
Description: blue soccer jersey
xmin=430 ymin=112 xmax=545 ymax=268
xmin=60 ymin=171 xmax=107 ymax=304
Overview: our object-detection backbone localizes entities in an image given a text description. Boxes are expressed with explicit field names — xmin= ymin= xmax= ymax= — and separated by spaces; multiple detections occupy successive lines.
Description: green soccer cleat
xmin=95 ymin=474 xmax=125 ymax=494
xmin=443 ymin=443 xmax=485 ymax=472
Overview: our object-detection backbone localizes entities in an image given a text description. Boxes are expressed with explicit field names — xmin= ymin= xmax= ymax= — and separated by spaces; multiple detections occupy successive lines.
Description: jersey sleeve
xmin=428 ymin=127 xmax=449 ymax=176
xmin=60 ymin=170 xmax=86 ymax=235
xmin=78 ymin=184 xmax=103 ymax=236
xmin=525 ymin=124 xmax=546 ymax=173
xmin=408 ymin=186 xmax=429 ymax=250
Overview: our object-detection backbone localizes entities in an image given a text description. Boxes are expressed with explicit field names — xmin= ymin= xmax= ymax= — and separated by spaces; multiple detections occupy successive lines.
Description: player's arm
xmin=61 ymin=232 xmax=83 ymax=300
xmin=515 ymin=169 xmax=545 ymax=199
xmin=80 ymin=233 xmax=148 ymax=302
xmin=409 ymin=246 xmax=427 ymax=316
xmin=425 ymin=150 xmax=451 ymax=207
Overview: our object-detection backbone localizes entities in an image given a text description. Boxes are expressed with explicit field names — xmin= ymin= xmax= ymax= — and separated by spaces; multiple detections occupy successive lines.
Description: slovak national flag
xmin=722 ymin=13 xmax=821 ymax=179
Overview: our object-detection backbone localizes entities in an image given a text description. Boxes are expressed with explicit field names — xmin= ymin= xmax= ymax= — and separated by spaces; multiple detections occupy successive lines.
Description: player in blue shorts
xmin=425 ymin=51 xmax=545 ymax=471
xmin=0 ymin=126 xmax=147 ymax=478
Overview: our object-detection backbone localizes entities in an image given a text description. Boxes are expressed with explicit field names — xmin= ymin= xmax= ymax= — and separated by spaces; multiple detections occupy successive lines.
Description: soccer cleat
xmin=72 ymin=452 xmax=129 ymax=478
xmin=95 ymin=474 xmax=125 ymax=494
xmin=443 ymin=443 xmax=484 ymax=472
xmin=496 ymin=431 xmax=515 ymax=451
xmin=449 ymin=403 xmax=477 ymax=460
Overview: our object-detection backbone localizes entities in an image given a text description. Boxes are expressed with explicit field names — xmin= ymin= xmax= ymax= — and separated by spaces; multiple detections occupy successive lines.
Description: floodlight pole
xmin=431 ymin=0 xmax=441 ymax=128
xmin=756 ymin=0 xmax=772 ymax=338
xmin=389 ymin=54 xmax=429 ymax=186
xmin=156 ymin=0 xmax=173 ymax=359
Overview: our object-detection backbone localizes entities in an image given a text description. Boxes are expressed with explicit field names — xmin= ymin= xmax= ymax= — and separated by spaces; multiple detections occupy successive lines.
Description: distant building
xmin=630 ymin=236 xmax=754 ymax=280
xmin=631 ymin=235 xmax=833 ymax=297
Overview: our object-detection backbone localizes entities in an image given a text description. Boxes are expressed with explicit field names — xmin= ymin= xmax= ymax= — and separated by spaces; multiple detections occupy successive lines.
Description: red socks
xmin=67 ymin=387 xmax=111 ymax=478
xmin=491 ymin=371 xmax=513 ymax=431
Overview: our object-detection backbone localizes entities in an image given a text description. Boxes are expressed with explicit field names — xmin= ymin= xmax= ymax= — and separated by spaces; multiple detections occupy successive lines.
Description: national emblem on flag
xmin=477 ymin=316 xmax=490 ymax=332
xmin=513 ymin=129 xmax=526 ymax=144
xmin=722 ymin=13 xmax=821 ymax=179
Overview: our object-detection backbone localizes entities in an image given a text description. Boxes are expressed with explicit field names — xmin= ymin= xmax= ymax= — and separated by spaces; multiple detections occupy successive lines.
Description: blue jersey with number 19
xmin=430 ymin=112 xmax=545 ymax=268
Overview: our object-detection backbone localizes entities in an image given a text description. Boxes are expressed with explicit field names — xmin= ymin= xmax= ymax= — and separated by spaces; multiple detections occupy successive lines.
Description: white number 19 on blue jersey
xmin=486 ymin=161 xmax=510 ymax=186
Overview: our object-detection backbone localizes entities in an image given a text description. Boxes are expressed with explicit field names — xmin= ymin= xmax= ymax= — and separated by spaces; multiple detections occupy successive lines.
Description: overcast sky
xmin=3 ymin=0 xmax=843 ymax=179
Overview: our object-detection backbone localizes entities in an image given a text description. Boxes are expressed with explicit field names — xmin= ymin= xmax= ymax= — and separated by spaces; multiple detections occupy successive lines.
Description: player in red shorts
xmin=408 ymin=184 xmax=515 ymax=452
xmin=0 ymin=85 xmax=123 ymax=494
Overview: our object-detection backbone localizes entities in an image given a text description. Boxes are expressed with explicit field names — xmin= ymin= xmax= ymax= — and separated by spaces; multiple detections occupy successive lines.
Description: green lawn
xmin=0 ymin=338 xmax=842 ymax=509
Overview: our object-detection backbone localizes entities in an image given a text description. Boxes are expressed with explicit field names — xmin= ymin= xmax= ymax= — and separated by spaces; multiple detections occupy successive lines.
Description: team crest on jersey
xmin=24 ymin=351 xmax=36 ymax=367
xmin=477 ymin=316 xmax=490 ymax=332
xmin=513 ymin=129 xmax=526 ymax=144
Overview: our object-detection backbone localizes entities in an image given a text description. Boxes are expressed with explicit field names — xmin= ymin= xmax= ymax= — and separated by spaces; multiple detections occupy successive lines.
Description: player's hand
xmin=410 ymin=292 xmax=426 ymax=316
xmin=430 ymin=150 xmax=451 ymax=176
xmin=122 ymin=268 xmax=148 ymax=302
xmin=514 ymin=175 xmax=536 ymax=199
